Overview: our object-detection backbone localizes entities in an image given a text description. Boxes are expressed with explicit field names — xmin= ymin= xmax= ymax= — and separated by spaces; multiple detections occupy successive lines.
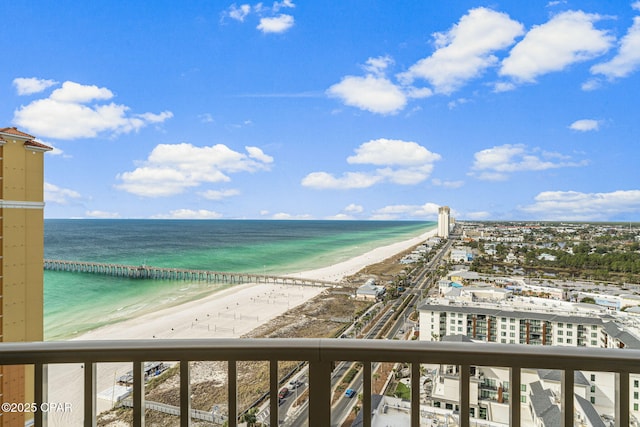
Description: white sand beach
xmin=46 ymin=228 xmax=436 ymax=425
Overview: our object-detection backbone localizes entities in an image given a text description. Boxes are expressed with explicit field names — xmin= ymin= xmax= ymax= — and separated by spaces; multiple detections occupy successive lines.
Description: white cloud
xmin=432 ymin=178 xmax=464 ymax=189
xmin=569 ymin=119 xmax=601 ymax=131
xmin=257 ymin=14 xmax=294 ymax=33
xmin=327 ymin=74 xmax=407 ymax=115
xmin=246 ymin=146 xmax=274 ymax=163
xmin=152 ymin=209 xmax=224 ymax=219
xmin=301 ymin=171 xmax=382 ymax=190
xmin=273 ymin=0 xmax=295 ymax=12
xmin=325 ymin=213 xmax=355 ymax=220
xmin=47 ymin=147 xmax=67 ymax=157
xmin=271 ymin=212 xmax=313 ymax=220
xmin=13 ymin=80 xmax=172 ymax=139
xmin=85 ymin=210 xmax=121 ymax=219
xmin=344 ymin=203 xmax=364 ymax=214
xmin=371 ymin=202 xmax=441 ymax=220
xmin=398 ymin=7 xmax=524 ymax=94
xmin=199 ymin=113 xmax=215 ymax=123
xmin=13 ymin=77 xmax=58 ymax=95
xmin=363 ymin=55 xmax=394 ymax=76
xmin=117 ymin=143 xmax=273 ymax=197
xmin=44 ymin=182 xmax=82 ymax=205
xmin=493 ymin=81 xmax=516 ymax=92
xmin=500 ymin=11 xmax=614 ymax=82
xmin=520 ymin=190 xmax=640 ymax=220
xmin=199 ymin=189 xmax=241 ymax=200
xmin=225 ymin=2 xmax=295 ymax=33
xmin=633 ymin=1 xmax=640 ymax=12
xmin=347 ymin=138 xmax=441 ymax=166
xmin=591 ymin=17 xmax=640 ymax=79
xmin=228 ymin=4 xmax=251 ymax=21
xmin=470 ymin=144 xmax=588 ymax=181
xmin=303 ymin=139 xmax=441 ymax=189
xmin=49 ymin=81 xmax=113 ymax=103
xmin=581 ymin=78 xmax=602 ymax=91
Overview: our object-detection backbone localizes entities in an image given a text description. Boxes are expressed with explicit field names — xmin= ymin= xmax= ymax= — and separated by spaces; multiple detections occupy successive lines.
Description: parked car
xmin=345 ymin=388 xmax=356 ymax=398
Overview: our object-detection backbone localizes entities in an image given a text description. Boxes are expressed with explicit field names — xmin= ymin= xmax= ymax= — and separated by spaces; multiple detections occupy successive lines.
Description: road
xmin=276 ymin=230 xmax=457 ymax=426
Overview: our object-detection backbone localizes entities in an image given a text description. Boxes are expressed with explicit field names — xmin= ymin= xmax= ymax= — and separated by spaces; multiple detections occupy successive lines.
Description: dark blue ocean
xmin=44 ymin=219 xmax=434 ymax=340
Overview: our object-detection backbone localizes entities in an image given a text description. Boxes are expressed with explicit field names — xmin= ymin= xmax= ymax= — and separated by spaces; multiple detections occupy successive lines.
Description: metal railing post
xmin=180 ymin=361 xmax=191 ymax=427
xmin=270 ymin=360 xmax=278 ymax=427
xmin=562 ymin=369 xmax=574 ymax=427
xmin=616 ymin=371 xmax=630 ymax=427
xmin=34 ymin=363 xmax=47 ymax=427
xmin=460 ymin=364 xmax=470 ymax=427
xmin=363 ymin=362 xmax=372 ymax=427
xmin=228 ymin=360 xmax=237 ymax=427
xmin=308 ymin=360 xmax=332 ymax=426
xmin=133 ymin=361 xmax=145 ymax=427
xmin=411 ymin=362 xmax=420 ymax=427
xmin=84 ymin=362 xmax=96 ymax=427
xmin=510 ymin=366 xmax=521 ymax=427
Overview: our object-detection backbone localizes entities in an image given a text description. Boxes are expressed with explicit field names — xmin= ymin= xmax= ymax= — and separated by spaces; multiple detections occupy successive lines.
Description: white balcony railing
xmin=1 ymin=338 xmax=640 ymax=427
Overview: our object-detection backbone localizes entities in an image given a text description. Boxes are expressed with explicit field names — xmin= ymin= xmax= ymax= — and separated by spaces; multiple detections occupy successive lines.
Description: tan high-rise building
xmin=0 ymin=127 xmax=51 ymax=426
xmin=437 ymin=206 xmax=450 ymax=239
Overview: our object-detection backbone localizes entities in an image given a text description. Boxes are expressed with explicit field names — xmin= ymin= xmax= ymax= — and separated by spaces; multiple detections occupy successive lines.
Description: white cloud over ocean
xmin=117 ymin=143 xmax=273 ymax=197
xmin=302 ymin=138 xmax=441 ymax=189
xmin=13 ymin=80 xmax=172 ymax=139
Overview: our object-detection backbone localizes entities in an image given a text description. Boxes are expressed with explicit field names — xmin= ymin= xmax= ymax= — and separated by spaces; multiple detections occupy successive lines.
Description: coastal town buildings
xmin=438 ymin=205 xmax=450 ymax=239
xmin=0 ymin=127 xmax=51 ymax=426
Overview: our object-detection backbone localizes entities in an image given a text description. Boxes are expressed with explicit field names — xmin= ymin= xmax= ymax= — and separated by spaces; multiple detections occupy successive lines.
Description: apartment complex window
xmin=635 ymin=380 xmax=639 ymax=388
xmin=591 ymin=396 xmax=596 ymax=404
xmin=591 ymin=374 xmax=596 ymax=381
xmin=591 ymin=385 xmax=596 ymax=393
xmin=634 ymin=392 xmax=639 ymax=400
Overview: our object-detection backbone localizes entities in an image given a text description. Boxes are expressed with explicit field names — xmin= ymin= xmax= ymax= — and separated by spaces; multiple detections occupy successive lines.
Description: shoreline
xmin=47 ymin=226 xmax=437 ymax=426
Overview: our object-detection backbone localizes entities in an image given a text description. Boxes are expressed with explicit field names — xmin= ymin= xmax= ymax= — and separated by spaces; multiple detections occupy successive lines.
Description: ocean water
xmin=44 ymin=219 xmax=434 ymax=340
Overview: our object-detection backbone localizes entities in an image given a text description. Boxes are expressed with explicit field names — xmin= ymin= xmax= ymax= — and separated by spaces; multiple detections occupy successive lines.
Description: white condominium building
xmin=419 ymin=303 xmax=640 ymax=349
xmin=438 ymin=205 xmax=450 ymax=239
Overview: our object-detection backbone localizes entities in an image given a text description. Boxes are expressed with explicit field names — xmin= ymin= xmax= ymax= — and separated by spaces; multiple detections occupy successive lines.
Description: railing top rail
xmin=1 ymin=339 xmax=640 ymax=373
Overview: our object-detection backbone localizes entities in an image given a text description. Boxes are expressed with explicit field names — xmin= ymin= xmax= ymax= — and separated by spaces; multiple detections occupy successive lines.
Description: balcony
xmin=1 ymin=338 xmax=640 ymax=427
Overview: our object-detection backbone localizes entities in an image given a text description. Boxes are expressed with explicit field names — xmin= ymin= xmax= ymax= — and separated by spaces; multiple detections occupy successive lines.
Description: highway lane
xmin=280 ymin=231 xmax=458 ymax=426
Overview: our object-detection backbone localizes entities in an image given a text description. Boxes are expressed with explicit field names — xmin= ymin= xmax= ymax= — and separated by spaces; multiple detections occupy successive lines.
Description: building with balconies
xmin=0 ymin=127 xmax=51 ymax=427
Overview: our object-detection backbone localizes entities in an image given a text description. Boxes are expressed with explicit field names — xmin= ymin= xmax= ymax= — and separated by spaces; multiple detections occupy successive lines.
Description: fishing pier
xmin=43 ymin=259 xmax=336 ymax=287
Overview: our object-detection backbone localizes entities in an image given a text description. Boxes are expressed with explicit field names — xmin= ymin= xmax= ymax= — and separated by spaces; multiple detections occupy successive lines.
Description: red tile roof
xmin=0 ymin=126 xmax=36 ymax=139
xmin=24 ymin=140 xmax=54 ymax=151
xmin=0 ymin=127 xmax=53 ymax=151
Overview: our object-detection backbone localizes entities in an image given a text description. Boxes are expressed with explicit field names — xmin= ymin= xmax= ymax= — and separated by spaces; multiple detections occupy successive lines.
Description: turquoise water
xmin=44 ymin=220 xmax=434 ymax=340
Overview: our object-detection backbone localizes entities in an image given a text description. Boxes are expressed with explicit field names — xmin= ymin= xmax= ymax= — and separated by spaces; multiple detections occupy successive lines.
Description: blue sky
xmin=2 ymin=0 xmax=640 ymax=222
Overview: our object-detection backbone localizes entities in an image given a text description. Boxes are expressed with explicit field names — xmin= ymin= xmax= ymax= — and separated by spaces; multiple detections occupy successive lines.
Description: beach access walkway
xmin=43 ymin=259 xmax=337 ymax=287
